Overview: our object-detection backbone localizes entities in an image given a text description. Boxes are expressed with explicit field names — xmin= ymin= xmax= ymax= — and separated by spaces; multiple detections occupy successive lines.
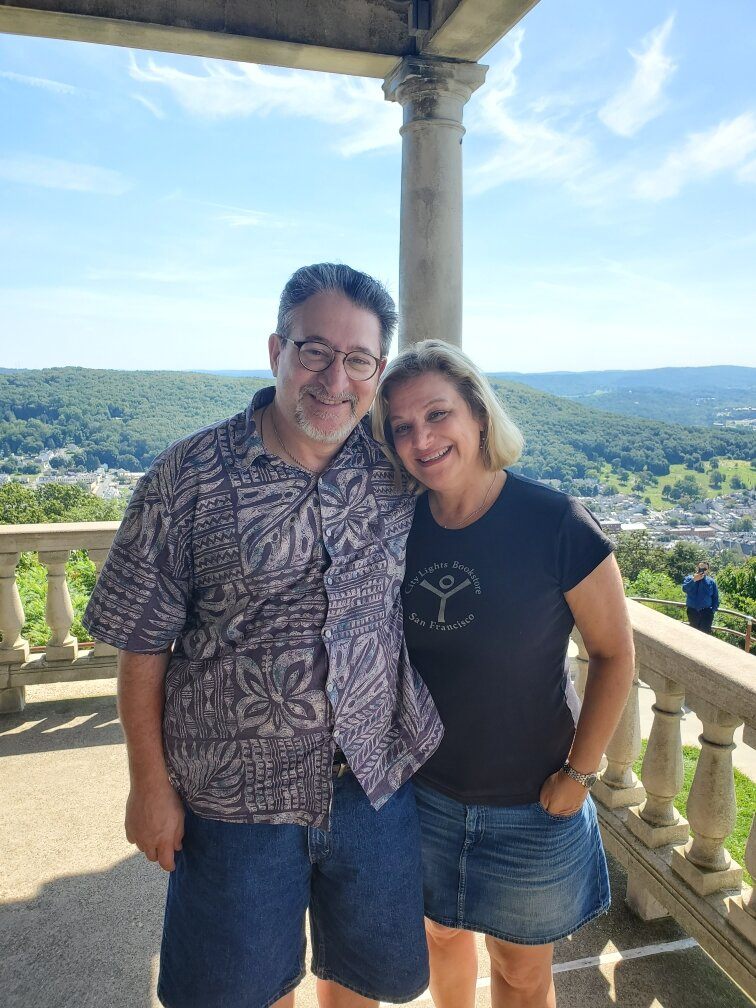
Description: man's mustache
xmin=300 ymin=383 xmax=358 ymax=408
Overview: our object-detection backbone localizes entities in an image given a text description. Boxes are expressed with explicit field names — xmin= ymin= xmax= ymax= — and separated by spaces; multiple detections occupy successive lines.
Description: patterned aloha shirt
xmin=83 ymin=386 xmax=442 ymax=828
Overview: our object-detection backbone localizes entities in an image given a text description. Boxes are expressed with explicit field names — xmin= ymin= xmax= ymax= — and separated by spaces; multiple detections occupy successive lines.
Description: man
xmin=682 ymin=560 xmax=720 ymax=634
xmin=83 ymin=263 xmax=442 ymax=1008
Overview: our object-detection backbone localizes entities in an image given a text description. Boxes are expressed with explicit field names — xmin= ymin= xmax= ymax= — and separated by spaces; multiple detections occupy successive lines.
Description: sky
xmin=1 ymin=0 xmax=755 ymax=374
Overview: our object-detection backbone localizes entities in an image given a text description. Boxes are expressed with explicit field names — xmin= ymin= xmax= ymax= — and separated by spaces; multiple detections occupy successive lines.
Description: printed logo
xmin=419 ymin=574 xmax=472 ymax=622
xmin=404 ymin=561 xmax=482 ymax=631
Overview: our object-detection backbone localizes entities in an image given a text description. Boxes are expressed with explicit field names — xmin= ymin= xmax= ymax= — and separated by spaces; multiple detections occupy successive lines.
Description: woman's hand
xmin=538 ymin=768 xmax=589 ymax=817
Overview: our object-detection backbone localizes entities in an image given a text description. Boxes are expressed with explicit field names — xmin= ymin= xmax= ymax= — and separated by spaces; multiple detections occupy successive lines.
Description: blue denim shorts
xmin=157 ymin=773 xmax=429 ymax=1008
xmin=414 ymin=779 xmax=610 ymax=945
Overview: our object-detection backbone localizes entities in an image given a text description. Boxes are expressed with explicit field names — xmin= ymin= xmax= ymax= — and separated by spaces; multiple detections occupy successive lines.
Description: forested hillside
xmin=0 ymin=368 xmax=268 ymax=470
xmin=0 ymin=367 xmax=753 ymax=482
xmin=492 ymin=365 xmax=755 ymax=427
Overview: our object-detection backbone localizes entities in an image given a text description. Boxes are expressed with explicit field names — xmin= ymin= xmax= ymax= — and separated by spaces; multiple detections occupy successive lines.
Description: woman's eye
xmin=393 ymin=425 xmax=410 ymax=437
xmin=429 ymin=411 xmax=448 ymax=421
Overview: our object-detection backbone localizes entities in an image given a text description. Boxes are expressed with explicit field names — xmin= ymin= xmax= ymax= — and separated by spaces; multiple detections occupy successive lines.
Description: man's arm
xmin=539 ymin=554 xmax=635 ymax=815
xmin=712 ymin=580 xmax=720 ymax=612
xmin=118 ymin=650 xmax=184 ymax=871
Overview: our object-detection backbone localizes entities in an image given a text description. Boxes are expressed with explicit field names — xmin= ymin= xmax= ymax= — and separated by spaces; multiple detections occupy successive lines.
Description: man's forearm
xmin=118 ymin=650 xmax=171 ymax=785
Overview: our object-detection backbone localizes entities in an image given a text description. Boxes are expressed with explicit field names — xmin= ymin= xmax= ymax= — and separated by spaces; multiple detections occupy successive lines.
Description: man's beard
xmin=294 ymin=383 xmax=360 ymax=444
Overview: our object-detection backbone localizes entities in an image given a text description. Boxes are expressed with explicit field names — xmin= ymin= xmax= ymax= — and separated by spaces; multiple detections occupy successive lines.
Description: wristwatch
xmin=561 ymin=761 xmax=598 ymax=789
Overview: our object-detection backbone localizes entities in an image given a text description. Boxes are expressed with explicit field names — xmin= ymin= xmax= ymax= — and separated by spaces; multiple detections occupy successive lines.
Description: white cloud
xmin=633 ymin=112 xmax=756 ymax=199
xmin=127 ymin=53 xmax=401 ymax=156
xmin=737 ymin=158 xmax=756 ymax=184
xmin=163 ymin=194 xmax=291 ymax=229
xmin=0 ymin=70 xmax=80 ymax=95
xmin=0 ymin=155 xmax=132 ymax=195
xmin=467 ymin=30 xmax=594 ymax=193
xmin=131 ymin=93 xmax=165 ymax=119
xmin=599 ymin=15 xmax=676 ymax=137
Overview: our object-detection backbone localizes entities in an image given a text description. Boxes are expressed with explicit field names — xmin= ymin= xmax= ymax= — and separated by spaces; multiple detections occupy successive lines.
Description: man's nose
xmin=317 ymin=357 xmax=347 ymax=391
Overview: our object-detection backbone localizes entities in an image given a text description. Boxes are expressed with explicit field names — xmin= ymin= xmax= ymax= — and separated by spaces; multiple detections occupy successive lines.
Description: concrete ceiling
xmin=0 ymin=1 xmax=540 ymax=77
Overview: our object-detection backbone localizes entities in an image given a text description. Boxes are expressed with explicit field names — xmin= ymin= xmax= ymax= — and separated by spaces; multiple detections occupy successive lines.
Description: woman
xmin=372 ymin=341 xmax=634 ymax=1008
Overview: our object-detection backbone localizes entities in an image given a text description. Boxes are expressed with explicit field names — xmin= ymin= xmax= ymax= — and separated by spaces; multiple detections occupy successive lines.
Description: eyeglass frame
xmin=277 ymin=335 xmax=385 ymax=381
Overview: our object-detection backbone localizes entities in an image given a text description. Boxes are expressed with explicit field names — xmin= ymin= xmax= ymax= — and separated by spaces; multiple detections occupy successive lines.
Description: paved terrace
xmin=2 ymin=523 xmax=756 ymax=1003
xmin=1 ymin=677 xmax=752 ymax=1008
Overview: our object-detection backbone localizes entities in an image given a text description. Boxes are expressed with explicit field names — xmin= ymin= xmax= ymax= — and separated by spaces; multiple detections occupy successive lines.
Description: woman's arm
xmin=539 ymin=552 xmax=635 ymax=816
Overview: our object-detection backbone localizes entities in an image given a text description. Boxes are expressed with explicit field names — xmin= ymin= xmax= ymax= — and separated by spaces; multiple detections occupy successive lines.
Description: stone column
xmin=87 ymin=548 xmax=117 ymax=659
xmin=591 ymin=671 xmax=645 ymax=809
xmin=627 ymin=671 xmax=689 ymax=848
xmin=384 ymin=57 xmax=487 ymax=348
xmin=39 ymin=549 xmax=79 ymax=662
xmin=0 ymin=551 xmax=29 ymax=713
xmin=672 ymin=698 xmax=742 ymax=895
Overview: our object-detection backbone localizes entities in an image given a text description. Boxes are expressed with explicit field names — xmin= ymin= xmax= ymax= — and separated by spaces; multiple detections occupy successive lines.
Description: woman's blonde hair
xmin=372 ymin=340 xmax=524 ymax=475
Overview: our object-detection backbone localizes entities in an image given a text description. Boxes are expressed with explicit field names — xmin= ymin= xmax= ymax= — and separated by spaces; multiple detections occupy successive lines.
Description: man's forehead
xmin=290 ymin=292 xmax=382 ymax=353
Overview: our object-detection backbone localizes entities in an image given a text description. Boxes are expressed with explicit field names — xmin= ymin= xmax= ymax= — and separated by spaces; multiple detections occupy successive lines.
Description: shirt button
xmin=323 ymin=629 xmax=332 ymax=639
xmin=325 ymin=576 xmax=333 ymax=586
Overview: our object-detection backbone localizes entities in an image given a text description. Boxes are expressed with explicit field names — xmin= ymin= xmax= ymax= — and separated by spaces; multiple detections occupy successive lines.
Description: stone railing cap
xmin=628 ymin=598 xmax=756 ymax=727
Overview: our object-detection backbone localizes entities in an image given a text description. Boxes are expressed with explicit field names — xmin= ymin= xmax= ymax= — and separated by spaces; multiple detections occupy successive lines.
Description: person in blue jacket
xmin=682 ymin=560 xmax=720 ymax=633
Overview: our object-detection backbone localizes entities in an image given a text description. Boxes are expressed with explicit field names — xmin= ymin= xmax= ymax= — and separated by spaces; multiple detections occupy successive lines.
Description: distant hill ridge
xmin=0 ymin=366 xmax=753 ymax=483
xmin=196 ymin=364 xmax=755 ymax=427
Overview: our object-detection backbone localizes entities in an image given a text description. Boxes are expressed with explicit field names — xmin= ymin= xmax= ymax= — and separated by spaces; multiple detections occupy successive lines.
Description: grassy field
xmin=633 ymin=741 xmax=755 ymax=885
xmin=601 ymin=459 xmax=755 ymax=511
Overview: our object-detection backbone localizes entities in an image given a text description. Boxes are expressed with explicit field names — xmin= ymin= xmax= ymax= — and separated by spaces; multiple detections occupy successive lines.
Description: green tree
xmin=717 ymin=558 xmax=756 ymax=603
xmin=0 ymin=482 xmax=42 ymax=524
xmin=665 ymin=542 xmax=709 ymax=584
xmin=615 ymin=531 xmax=667 ymax=581
xmin=710 ymin=470 xmax=725 ymax=489
xmin=626 ymin=569 xmax=686 ymax=616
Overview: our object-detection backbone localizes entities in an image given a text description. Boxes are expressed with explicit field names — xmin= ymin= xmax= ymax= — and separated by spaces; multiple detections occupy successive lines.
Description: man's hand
xmin=693 ymin=570 xmax=705 ymax=581
xmin=125 ymin=779 xmax=185 ymax=871
xmin=539 ymin=768 xmax=589 ymax=818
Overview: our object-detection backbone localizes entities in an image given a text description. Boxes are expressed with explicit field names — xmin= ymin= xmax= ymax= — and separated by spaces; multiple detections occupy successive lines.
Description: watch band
xmin=561 ymin=761 xmax=598 ymax=789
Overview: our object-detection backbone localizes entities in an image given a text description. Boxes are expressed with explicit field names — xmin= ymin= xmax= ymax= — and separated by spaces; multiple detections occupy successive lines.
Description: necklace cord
xmin=436 ymin=471 xmax=498 ymax=529
xmin=265 ymin=404 xmax=317 ymax=476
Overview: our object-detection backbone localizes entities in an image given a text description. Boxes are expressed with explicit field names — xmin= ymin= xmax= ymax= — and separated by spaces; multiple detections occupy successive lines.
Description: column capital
xmin=383 ymin=56 xmax=487 ymax=110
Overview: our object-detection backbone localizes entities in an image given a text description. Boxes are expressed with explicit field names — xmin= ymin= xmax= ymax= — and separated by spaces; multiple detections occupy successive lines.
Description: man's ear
xmin=269 ymin=333 xmax=282 ymax=376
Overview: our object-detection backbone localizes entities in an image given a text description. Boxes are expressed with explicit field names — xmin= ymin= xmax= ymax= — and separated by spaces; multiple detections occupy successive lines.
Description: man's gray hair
xmin=276 ymin=263 xmax=397 ymax=357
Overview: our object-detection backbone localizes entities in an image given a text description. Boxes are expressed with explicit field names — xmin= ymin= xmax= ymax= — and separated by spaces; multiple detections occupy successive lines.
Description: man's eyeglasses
xmin=278 ymin=336 xmax=383 ymax=381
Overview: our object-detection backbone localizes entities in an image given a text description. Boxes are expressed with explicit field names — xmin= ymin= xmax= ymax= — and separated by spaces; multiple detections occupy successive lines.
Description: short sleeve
xmin=555 ymin=497 xmax=615 ymax=593
xmin=82 ymin=450 xmax=192 ymax=652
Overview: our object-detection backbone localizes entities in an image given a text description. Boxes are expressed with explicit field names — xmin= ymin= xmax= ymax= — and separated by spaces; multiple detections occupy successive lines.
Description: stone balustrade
xmin=574 ymin=600 xmax=756 ymax=998
xmin=2 ymin=525 xmax=756 ymax=994
xmin=0 ymin=522 xmax=120 ymax=711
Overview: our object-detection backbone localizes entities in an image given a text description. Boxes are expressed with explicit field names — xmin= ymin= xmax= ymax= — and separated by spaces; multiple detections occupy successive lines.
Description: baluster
xmin=728 ymin=809 xmax=756 ymax=944
xmin=0 ymin=551 xmax=30 ymax=662
xmin=569 ymin=629 xmax=607 ymax=775
xmin=86 ymin=548 xmax=117 ymax=658
xmin=0 ymin=550 xmax=30 ymax=712
xmin=627 ymin=670 xmax=689 ymax=847
xmin=570 ymin=630 xmax=588 ymax=700
xmin=672 ymin=698 xmax=743 ymax=895
xmin=38 ymin=549 xmax=79 ymax=662
xmin=592 ymin=670 xmax=645 ymax=809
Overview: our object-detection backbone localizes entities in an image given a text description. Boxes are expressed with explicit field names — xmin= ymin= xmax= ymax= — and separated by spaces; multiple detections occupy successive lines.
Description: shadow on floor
xmin=0 ymin=693 xmax=123 ymax=756
xmin=3 ymin=852 xmax=165 ymax=1008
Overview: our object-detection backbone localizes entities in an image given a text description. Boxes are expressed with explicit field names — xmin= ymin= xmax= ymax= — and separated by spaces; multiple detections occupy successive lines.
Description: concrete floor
xmin=1 ymin=679 xmax=753 ymax=1008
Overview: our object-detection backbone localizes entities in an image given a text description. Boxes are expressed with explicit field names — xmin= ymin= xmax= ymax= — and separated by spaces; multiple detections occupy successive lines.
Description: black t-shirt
xmin=403 ymin=471 xmax=614 ymax=806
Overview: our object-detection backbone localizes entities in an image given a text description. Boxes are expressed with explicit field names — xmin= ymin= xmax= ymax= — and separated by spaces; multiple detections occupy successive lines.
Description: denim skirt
xmin=413 ymin=779 xmax=610 ymax=945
